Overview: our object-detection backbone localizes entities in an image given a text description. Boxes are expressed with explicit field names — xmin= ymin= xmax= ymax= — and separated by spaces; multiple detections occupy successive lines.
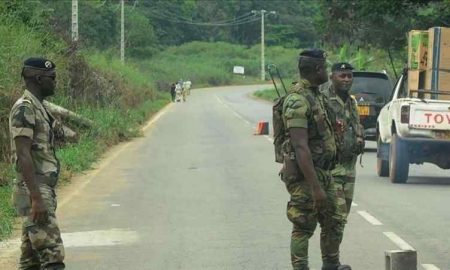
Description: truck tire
xmin=377 ymin=137 xmax=390 ymax=177
xmin=389 ymin=134 xmax=409 ymax=183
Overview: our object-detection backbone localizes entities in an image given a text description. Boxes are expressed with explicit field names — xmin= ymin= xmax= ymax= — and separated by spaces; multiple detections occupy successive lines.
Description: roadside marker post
xmin=385 ymin=250 xmax=417 ymax=270
xmin=254 ymin=121 xmax=269 ymax=135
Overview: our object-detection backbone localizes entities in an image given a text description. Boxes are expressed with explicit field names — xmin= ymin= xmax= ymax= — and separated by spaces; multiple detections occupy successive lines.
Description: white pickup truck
xmin=376 ymin=71 xmax=450 ymax=183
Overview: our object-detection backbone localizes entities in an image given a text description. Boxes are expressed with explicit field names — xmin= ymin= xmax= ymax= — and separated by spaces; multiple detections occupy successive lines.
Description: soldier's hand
xmin=356 ymin=137 xmax=365 ymax=155
xmin=30 ymin=198 xmax=49 ymax=225
xmin=312 ymin=186 xmax=327 ymax=210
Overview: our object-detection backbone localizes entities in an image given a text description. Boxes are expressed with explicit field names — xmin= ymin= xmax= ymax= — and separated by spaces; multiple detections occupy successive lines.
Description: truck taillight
xmin=400 ymin=105 xmax=410 ymax=124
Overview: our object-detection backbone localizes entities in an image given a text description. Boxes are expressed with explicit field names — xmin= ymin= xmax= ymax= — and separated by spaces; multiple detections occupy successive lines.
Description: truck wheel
xmin=389 ymin=134 xmax=409 ymax=183
xmin=377 ymin=137 xmax=389 ymax=177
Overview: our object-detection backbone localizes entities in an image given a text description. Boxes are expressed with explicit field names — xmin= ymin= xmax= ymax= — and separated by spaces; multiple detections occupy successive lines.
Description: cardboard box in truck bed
xmin=424 ymin=27 xmax=450 ymax=100
xmin=408 ymin=30 xmax=429 ymax=70
xmin=428 ymin=27 xmax=450 ymax=70
xmin=425 ymin=69 xmax=450 ymax=100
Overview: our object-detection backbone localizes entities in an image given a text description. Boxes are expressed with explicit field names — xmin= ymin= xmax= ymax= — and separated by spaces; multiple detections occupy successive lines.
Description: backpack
xmin=273 ymin=95 xmax=287 ymax=163
xmin=267 ymin=64 xmax=289 ymax=163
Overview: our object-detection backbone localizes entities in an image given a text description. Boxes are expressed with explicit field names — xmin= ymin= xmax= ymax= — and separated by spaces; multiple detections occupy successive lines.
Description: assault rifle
xmin=267 ymin=64 xmax=287 ymax=98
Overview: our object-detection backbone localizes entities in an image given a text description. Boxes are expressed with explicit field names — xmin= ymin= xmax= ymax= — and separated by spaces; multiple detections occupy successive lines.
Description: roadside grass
xmin=0 ymin=185 xmax=14 ymax=240
xmin=254 ymin=88 xmax=278 ymax=102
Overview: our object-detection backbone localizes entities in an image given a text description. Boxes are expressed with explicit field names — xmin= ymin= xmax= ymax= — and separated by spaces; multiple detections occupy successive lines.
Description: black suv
xmin=351 ymin=71 xmax=393 ymax=140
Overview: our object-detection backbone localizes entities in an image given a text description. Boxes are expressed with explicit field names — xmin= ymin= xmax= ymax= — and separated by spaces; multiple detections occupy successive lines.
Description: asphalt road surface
xmin=1 ymin=85 xmax=449 ymax=270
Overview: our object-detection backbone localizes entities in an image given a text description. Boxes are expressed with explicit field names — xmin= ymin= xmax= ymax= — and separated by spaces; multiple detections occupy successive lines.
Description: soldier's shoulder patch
xmin=10 ymin=104 xmax=35 ymax=129
xmin=285 ymin=93 xmax=308 ymax=110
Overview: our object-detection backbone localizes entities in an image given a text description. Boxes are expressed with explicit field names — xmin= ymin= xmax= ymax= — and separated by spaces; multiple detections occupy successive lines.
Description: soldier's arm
xmin=290 ymin=128 xmax=326 ymax=209
xmin=15 ymin=137 xmax=42 ymax=201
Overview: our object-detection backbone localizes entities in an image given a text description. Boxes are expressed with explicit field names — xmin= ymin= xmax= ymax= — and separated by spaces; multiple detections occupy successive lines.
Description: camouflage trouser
xmin=12 ymin=183 xmax=65 ymax=270
xmin=284 ymin=172 xmax=347 ymax=270
xmin=333 ymin=175 xmax=355 ymax=215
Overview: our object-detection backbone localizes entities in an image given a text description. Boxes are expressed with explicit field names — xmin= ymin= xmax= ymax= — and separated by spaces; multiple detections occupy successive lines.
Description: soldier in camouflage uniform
xmin=9 ymin=58 xmax=65 ymax=270
xmin=280 ymin=50 xmax=350 ymax=270
xmin=322 ymin=63 xmax=364 ymax=215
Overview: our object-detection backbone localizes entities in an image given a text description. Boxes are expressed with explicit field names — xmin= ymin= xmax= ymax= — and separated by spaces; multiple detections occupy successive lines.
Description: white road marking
xmin=351 ymin=202 xmax=358 ymax=206
xmin=63 ymin=229 xmax=138 ymax=248
xmin=0 ymin=239 xmax=21 ymax=256
xmin=0 ymin=229 xmax=138 ymax=252
xmin=357 ymin=210 xmax=383 ymax=225
xmin=215 ymin=95 xmax=251 ymax=125
xmin=422 ymin=264 xmax=441 ymax=270
xmin=264 ymin=135 xmax=274 ymax=143
xmin=111 ymin=204 xmax=120 ymax=207
xmin=383 ymin=232 xmax=415 ymax=250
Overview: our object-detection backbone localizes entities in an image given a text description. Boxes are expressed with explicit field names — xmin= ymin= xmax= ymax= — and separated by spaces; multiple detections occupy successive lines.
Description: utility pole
xmin=120 ymin=0 xmax=125 ymax=63
xmin=71 ymin=0 xmax=78 ymax=42
xmin=252 ymin=10 xmax=276 ymax=81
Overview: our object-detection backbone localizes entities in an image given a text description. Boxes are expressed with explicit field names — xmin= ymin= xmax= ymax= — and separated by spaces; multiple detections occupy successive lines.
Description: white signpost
xmin=233 ymin=66 xmax=245 ymax=75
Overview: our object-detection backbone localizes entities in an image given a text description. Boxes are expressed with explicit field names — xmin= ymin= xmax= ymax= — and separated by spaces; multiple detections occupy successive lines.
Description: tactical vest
xmin=327 ymin=90 xmax=363 ymax=161
xmin=274 ymin=84 xmax=336 ymax=171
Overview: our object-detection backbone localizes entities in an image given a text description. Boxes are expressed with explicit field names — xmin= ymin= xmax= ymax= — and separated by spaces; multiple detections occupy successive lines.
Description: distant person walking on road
xmin=279 ymin=50 xmax=350 ymax=270
xmin=322 ymin=63 xmax=364 ymax=214
xmin=183 ymin=80 xmax=192 ymax=95
xmin=9 ymin=58 xmax=65 ymax=270
xmin=175 ymin=82 xmax=182 ymax=102
xmin=170 ymin=83 xmax=176 ymax=102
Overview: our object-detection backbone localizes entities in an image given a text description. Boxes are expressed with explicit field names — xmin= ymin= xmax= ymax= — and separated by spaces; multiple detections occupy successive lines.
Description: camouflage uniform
xmin=10 ymin=90 xmax=65 ymax=270
xmin=324 ymin=85 xmax=364 ymax=215
xmin=280 ymin=80 xmax=347 ymax=270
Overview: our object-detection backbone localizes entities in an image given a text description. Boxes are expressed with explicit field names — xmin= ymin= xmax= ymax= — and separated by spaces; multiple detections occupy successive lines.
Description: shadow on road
xmin=363 ymin=147 xmax=377 ymax=153
xmin=406 ymin=176 xmax=450 ymax=185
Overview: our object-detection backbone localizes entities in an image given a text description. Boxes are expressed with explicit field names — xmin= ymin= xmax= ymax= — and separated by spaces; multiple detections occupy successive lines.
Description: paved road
xmin=1 ymin=85 xmax=449 ymax=270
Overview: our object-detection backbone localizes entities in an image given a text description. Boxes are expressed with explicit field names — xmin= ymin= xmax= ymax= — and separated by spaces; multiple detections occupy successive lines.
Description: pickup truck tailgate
xmin=410 ymin=103 xmax=450 ymax=131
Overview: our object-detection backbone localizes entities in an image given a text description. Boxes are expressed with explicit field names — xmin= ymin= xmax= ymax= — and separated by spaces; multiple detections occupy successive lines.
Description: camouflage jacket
xmin=282 ymin=80 xmax=337 ymax=178
xmin=323 ymin=85 xmax=364 ymax=177
xmin=9 ymin=90 xmax=60 ymax=181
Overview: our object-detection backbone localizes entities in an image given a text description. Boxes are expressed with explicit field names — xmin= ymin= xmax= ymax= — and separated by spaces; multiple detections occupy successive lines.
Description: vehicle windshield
xmin=351 ymin=73 xmax=393 ymax=103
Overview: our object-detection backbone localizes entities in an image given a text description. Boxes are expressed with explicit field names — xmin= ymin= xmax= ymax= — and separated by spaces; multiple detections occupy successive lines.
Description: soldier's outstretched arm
xmin=15 ymin=137 xmax=49 ymax=224
xmin=290 ymin=128 xmax=327 ymax=210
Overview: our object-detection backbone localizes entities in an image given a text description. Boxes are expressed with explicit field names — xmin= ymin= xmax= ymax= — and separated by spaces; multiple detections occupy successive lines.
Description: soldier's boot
xmin=322 ymin=263 xmax=352 ymax=270
xmin=42 ymin=263 xmax=65 ymax=270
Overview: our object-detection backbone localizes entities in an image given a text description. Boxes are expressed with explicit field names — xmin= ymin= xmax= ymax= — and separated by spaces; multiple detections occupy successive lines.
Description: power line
xmin=146 ymin=10 xmax=259 ymax=26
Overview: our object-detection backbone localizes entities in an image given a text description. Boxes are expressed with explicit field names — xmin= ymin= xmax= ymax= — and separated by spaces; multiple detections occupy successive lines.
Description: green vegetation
xmin=141 ymin=42 xmax=299 ymax=87
xmin=254 ymin=88 xmax=278 ymax=102
xmin=0 ymin=185 xmax=14 ymax=238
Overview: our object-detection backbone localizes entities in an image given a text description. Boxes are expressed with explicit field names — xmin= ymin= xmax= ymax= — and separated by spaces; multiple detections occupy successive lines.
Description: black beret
xmin=23 ymin=57 xmax=56 ymax=71
xmin=331 ymin=62 xmax=354 ymax=72
xmin=299 ymin=49 xmax=327 ymax=60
